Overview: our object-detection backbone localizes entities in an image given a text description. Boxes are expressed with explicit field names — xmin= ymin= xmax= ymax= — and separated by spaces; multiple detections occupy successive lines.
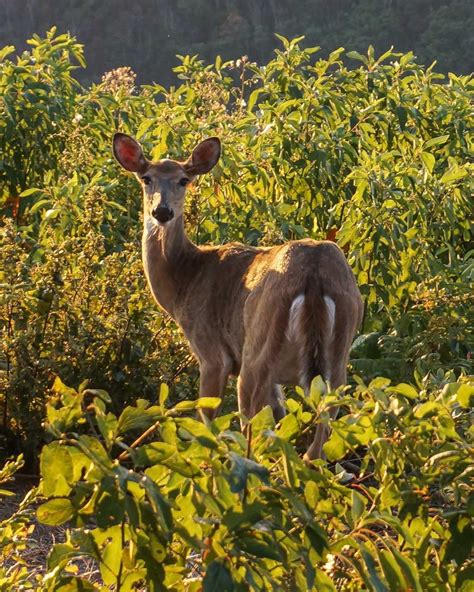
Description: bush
xmin=1 ymin=374 xmax=473 ymax=590
xmin=1 ymin=31 xmax=472 ymax=463
xmin=0 ymin=29 xmax=473 ymax=591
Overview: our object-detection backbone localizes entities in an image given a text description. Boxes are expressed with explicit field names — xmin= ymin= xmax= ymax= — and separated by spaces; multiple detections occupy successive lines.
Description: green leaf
xmin=52 ymin=376 xmax=77 ymax=397
xmin=445 ymin=516 xmax=473 ymax=564
xmin=441 ymin=166 xmax=468 ymax=184
xmin=351 ymin=490 xmax=365 ymax=523
xmin=361 ymin=545 xmax=390 ymax=592
xmin=323 ymin=430 xmax=347 ymax=460
xmin=19 ymin=187 xmax=42 ymax=197
xmin=45 ymin=576 xmax=97 ymax=590
xmin=389 ymin=383 xmax=418 ymax=400
xmin=305 ymin=524 xmax=328 ymax=558
xmin=178 ymin=417 xmax=218 ymax=449
xmin=413 ymin=401 xmax=441 ymax=418
xmin=172 ymin=400 xmax=198 ymax=411
xmin=82 ymin=388 xmax=111 ymax=403
xmin=280 ymin=440 xmax=299 ymax=488
xmin=196 ymin=397 xmax=222 ymax=410
xmin=456 ymin=564 xmax=474 ymax=592
xmin=400 ymin=51 xmax=414 ymax=66
xmin=95 ymin=479 xmax=125 ymax=528
xmin=239 ymin=536 xmax=282 ymax=560
xmin=249 ymin=405 xmax=275 ymax=433
xmin=377 ymin=548 xmax=407 ymax=592
xmin=309 ymin=375 xmax=326 ymax=406
xmin=37 ymin=498 xmax=74 ymax=525
xmin=203 ymin=560 xmax=234 ymax=592
xmin=276 ymin=413 xmax=299 ymax=440
xmin=247 ymin=88 xmax=263 ymax=112
xmin=0 ymin=45 xmax=15 ymax=60
xmin=40 ymin=442 xmax=73 ymax=496
xmin=223 ymin=502 xmax=267 ymax=532
xmin=424 ymin=134 xmax=449 ymax=148
xmin=304 ymin=481 xmax=320 ymax=506
xmin=227 ymin=453 xmax=270 ymax=493
xmin=99 ymin=525 xmax=123 ymax=586
xmin=421 ymin=152 xmax=435 ymax=174
xmin=314 ymin=568 xmax=337 ymax=591
xmin=456 ymin=384 xmax=474 ymax=408
xmin=159 ymin=383 xmax=169 ymax=407
xmin=0 ymin=488 xmax=15 ymax=496
xmin=396 ymin=106 xmax=407 ymax=131
xmin=346 ymin=51 xmax=367 ymax=63
xmin=117 ymin=406 xmax=156 ymax=433
xmin=47 ymin=542 xmax=77 ymax=570
xmin=390 ymin=548 xmax=423 ymax=592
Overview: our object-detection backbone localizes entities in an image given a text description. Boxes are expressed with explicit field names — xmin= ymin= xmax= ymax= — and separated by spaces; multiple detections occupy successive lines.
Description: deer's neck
xmin=142 ymin=215 xmax=198 ymax=318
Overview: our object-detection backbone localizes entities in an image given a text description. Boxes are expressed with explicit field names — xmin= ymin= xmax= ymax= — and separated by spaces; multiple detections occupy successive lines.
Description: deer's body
xmin=114 ymin=133 xmax=362 ymax=459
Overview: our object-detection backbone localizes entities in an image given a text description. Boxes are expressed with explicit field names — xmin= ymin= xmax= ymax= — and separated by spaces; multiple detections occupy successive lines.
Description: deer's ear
xmin=185 ymin=137 xmax=221 ymax=175
xmin=113 ymin=133 xmax=148 ymax=173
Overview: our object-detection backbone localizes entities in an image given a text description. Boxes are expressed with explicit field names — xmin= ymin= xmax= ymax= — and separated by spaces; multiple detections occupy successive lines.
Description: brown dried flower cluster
xmin=100 ymin=66 xmax=136 ymax=95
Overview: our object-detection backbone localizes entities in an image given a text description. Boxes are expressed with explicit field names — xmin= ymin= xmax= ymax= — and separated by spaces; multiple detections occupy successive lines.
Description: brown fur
xmin=113 ymin=133 xmax=363 ymax=459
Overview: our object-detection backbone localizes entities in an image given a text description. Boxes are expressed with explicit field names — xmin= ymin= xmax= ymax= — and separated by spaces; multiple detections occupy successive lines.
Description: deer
xmin=113 ymin=132 xmax=363 ymax=459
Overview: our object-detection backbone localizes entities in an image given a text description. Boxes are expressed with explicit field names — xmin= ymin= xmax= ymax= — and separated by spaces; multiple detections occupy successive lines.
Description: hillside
xmin=0 ymin=0 xmax=473 ymax=84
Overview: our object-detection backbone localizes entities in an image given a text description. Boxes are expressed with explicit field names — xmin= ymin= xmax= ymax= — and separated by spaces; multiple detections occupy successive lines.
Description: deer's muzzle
xmin=152 ymin=205 xmax=174 ymax=223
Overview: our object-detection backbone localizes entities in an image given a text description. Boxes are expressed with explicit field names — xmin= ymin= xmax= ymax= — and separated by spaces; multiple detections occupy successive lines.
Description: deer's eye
xmin=178 ymin=177 xmax=190 ymax=187
xmin=142 ymin=176 xmax=151 ymax=186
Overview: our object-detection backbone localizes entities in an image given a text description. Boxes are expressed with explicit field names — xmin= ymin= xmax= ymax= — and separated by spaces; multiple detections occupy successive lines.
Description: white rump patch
xmin=286 ymin=294 xmax=305 ymax=341
xmin=324 ymin=295 xmax=336 ymax=339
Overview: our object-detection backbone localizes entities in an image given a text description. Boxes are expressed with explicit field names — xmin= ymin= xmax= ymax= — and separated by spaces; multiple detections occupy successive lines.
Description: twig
xmin=242 ymin=424 xmax=252 ymax=505
xmin=117 ymin=420 xmax=161 ymax=462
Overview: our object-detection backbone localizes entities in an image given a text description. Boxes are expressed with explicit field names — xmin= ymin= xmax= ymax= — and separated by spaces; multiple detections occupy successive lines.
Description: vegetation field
xmin=0 ymin=30 xmax=473 ymax=590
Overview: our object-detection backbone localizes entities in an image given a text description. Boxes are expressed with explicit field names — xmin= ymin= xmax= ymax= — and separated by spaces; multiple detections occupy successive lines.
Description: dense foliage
xmin=1 ymin=0 xmax=473 ymax=86
xmin=2 ymin=374 xmax=474 ymax=590
xmin=0 ymin=30 xmax=473 ymax=590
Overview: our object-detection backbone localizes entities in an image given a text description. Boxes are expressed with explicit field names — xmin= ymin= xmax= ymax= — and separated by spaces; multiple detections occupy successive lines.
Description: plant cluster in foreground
xmin=1 ymin=374 xmax=472 ymax=590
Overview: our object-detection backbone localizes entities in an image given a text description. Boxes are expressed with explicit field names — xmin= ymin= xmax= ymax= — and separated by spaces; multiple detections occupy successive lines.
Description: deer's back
xmin=175 ymin=238 xmax=360 ymax=374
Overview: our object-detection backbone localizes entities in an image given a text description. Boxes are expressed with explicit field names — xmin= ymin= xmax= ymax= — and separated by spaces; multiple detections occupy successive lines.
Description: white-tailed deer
xmin=113 ymin=133 xmax=363 ymax=459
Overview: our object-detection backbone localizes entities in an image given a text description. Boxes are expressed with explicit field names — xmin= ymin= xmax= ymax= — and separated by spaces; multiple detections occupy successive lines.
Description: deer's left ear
xmin=185 ymin=138 xmax=221 ymax=176
xmin=113 ymin=133 xmax=149 ymax=174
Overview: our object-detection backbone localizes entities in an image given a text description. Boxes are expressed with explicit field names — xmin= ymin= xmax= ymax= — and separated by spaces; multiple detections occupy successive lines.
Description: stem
xmin=117 ymin=420 xmax=161 ymax=462
xmin=117 ymin=316 xmax=131 ymax=365
xmin=242 ymin=424 xmax=252 ymax=505
xmin=3 ymin=302 xmax=14 ymax=427
xmin=33 ymin=293 xmax=54 ymax=381
xmin=361 ymin=229 xmax=379 ymax=333
xmin=116 ymin=517 xmax=126 ymax=590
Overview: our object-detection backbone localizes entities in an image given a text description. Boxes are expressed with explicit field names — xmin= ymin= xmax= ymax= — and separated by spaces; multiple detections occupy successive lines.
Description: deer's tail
xmin=296 ymin=285 xmax=333 ymax=391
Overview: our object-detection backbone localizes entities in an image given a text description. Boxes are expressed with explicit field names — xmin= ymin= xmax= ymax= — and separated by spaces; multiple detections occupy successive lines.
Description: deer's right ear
xmin=113 ymin=133 xmax=148 ymax=173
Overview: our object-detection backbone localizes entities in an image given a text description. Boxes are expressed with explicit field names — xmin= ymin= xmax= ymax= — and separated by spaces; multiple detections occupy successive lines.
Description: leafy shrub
xmin=0 ymin=29 xmax=473 ymax=591
xmin=1 ymin=31 xmax=472 ymax=463
xmin=1 ymin=375 xmax=472 ymax=590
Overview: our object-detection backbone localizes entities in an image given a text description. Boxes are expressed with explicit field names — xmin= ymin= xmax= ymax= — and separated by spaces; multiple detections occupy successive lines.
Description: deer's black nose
xmin=152 ymin=206 xmax=174 ymax=223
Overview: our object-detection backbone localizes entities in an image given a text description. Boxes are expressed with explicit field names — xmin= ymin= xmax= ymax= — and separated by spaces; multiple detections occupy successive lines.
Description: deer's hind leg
xmin=304 ymin=301 xmax=359 ymax=460
xmin=304 ymin=364 xmax=346 ymax=461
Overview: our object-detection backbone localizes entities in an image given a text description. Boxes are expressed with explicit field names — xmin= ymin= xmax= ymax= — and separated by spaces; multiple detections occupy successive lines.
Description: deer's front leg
xmin=198 ymin=361 xmax=230 ymax=421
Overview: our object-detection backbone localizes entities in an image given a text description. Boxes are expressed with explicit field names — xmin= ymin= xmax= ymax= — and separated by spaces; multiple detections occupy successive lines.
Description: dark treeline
xmin=0 ymin=0 xmax=473 ymax=84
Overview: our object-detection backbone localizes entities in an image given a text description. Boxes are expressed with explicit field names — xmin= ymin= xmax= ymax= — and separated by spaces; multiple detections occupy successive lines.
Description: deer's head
xmin=113 ymin=133 xmax=221 ymax=225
